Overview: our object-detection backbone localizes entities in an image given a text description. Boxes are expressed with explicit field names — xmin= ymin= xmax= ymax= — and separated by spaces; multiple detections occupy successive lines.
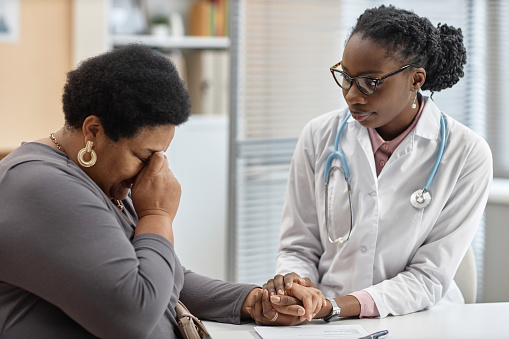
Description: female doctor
xmin=251 ymin=5 xmax=493 ymax=324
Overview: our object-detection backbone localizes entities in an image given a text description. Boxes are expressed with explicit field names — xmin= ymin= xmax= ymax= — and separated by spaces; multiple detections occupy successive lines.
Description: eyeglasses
xmin=330 ymin=61 xmax=412 ymax=95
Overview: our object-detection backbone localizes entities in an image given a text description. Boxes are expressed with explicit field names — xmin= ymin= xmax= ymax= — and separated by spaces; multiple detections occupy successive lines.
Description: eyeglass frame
xmin=330 ymin=61 xmax=413 ymax=95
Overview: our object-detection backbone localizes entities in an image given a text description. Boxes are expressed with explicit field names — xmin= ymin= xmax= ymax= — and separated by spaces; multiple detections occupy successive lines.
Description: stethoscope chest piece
xmin=410 ymin=189 xmax=432 ymax=209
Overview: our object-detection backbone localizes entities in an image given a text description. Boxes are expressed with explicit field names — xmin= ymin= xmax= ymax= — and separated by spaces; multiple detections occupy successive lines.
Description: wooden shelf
xmin=111 ymin=35 xmax=230 ymax=50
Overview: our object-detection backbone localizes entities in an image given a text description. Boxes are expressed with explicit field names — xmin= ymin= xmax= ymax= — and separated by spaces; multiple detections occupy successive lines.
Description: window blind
xmin=228 ymin=0 xmax=344 ymax=285
xmin=486 ymin=0 xmax=509 ymax=178
xmin=229 ymin=0 xmax=506 ymax=299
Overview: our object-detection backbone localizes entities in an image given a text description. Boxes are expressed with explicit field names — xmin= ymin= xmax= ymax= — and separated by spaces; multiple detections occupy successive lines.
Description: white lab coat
xmin=276 ymin=96 xmax=493 ymax=318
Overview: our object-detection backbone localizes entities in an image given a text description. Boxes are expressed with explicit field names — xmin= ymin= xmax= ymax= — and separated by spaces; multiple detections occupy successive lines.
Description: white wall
xmin=72 ymin=0 xmax=109 ymax=65
xmin=165 ymin=115 xmax=229 ymax=281
xmin=482 ymin=180 xmax=509 ymax=302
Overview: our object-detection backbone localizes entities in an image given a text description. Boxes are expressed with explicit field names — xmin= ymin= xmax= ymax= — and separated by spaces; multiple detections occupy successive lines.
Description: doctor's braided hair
xmin=349 ymin=5 xmax=467 ymax=93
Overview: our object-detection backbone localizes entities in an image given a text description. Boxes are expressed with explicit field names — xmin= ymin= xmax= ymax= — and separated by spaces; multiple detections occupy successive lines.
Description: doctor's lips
xmin=350 ymin=111 xmax=375 ymax=122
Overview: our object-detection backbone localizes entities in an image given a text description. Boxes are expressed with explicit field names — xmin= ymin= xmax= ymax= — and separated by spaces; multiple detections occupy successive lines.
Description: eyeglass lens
xmin=332 ymin=71 xmax=377 ymax=95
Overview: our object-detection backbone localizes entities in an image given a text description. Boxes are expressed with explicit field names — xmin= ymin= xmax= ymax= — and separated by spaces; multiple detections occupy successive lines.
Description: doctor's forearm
xmin=314 ymin=295 xmax=361 ymax=319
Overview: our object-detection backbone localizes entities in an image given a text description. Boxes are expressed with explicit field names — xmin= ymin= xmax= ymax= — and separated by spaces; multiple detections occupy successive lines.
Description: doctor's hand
xmin=263 ymin=276 xmax=326 ymax=322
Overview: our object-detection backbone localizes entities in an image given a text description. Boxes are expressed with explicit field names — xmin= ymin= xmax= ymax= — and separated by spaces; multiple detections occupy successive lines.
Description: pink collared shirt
xmin=368 ymin=102 xmax=424 ymax=177
xmin=347 ymin=99 xmax=425 ymax=318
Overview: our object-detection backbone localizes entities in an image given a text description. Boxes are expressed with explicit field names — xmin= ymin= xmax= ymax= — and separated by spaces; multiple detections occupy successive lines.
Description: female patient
xmin=253 ymin=5 xmax=492 ymax=324
xmin=0 ymin=45 xmax=323 ymax=338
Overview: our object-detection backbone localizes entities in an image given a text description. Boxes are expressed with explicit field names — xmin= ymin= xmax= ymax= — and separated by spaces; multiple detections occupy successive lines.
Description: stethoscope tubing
xmin=324 ymin=113 xmax=352 ymax=182
xmin=423 ymin=114 xmax=446 ymax=191
xmin=324 ymin=111 xmax=447 ymax=243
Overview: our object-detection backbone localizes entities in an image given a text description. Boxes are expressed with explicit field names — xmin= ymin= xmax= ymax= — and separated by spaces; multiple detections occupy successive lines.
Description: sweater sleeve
xmin=0 ymin=161 xmax=179 ymax=339
xmin=179 ymin=269 xmax=258 ymax=324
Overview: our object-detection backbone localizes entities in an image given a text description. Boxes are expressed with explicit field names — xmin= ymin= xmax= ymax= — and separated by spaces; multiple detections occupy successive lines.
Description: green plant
xmin=150 ymin=15 xmax=169 ymax=25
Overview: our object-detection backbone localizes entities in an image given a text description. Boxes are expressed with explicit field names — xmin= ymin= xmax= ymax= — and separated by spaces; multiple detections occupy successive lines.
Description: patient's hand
xmin=248 ymin=289 xmax=307 ymax=326
xmin=261 ymin=273 xmax=326 ymax=323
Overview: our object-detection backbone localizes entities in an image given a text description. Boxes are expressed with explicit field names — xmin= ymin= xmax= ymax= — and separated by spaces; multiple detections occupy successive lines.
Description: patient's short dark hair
xmin=62 ymin=44 xmax=190 ymax=142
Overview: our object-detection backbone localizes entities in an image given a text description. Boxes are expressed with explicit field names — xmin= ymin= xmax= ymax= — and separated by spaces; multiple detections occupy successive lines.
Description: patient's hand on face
xmin=249 ymin=272 xmax=326 ymax=325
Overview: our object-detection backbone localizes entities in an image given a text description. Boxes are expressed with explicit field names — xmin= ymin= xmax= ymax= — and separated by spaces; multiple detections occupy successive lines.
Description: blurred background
xmin=0 ymin=0 xmax=507 ymax=304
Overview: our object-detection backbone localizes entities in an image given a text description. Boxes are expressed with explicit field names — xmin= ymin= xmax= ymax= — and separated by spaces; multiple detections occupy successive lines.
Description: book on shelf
xmin=185 ymin=50 xmax=229 ymax=115
xmin=164 ymin=51 xmax=187 ymax=86
xmin=188 ymin=0 xmax=229 ymax=37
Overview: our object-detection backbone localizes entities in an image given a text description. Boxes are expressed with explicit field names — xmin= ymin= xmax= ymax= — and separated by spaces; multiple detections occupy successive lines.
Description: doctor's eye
xmin=359 ymin=77 xmax=379 ymax=92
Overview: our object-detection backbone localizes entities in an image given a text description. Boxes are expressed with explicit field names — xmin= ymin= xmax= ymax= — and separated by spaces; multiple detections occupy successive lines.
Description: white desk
xmin=203 ymin=302 xmax=508 ymax=339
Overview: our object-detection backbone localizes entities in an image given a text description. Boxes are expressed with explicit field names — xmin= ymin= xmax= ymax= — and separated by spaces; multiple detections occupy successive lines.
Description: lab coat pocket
xmin=407 ymin=206 xmax=426 ymax=246
xmin=379 ymin=197 xmax=426 ymax=255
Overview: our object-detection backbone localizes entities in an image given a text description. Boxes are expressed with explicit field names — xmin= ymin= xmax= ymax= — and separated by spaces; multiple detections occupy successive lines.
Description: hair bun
xmin=422 ymin=23 xmax=467 ymax=92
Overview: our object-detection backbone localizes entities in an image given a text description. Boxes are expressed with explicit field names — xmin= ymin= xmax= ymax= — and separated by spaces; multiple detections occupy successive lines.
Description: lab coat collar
xmin=346 ymin=95 xmax=442 ymax=180
xmin=345 ymin=95 xmax=442 ymax=141
xmin=414 ymin=96 xmax=442 ymax=141
xmin=353 ymin=119 xmax=377 ymax=180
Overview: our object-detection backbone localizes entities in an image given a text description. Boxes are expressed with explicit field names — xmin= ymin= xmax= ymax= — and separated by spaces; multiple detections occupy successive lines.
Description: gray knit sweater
xmin=0 ymin=142 xmax=256 ymax=339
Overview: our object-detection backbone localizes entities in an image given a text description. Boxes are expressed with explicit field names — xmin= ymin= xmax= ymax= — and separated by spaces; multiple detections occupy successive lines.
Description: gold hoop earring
xmin=77 ymin=141 xmax=97 ymax=167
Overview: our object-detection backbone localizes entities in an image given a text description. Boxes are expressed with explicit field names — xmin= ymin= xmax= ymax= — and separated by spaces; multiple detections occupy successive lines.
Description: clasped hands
xmin=247 ymin=272 xmax=332 ymax=326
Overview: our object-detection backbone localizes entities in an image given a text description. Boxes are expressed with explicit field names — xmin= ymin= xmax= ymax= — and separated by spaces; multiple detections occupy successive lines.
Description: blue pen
xmin=358 ymin=330 xmax=389 ymax=339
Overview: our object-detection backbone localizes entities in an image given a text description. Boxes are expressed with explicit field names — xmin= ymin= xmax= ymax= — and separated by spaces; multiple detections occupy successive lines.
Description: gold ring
xmin=270 ymin=312 xmax=279 ymax=322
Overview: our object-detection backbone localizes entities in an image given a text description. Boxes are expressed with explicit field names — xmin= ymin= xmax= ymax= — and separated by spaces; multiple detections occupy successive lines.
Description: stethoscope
xmin=324 ymin=112 xmax=447 ymax=244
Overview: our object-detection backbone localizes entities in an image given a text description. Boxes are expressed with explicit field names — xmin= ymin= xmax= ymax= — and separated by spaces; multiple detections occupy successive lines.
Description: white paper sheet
xmin=254 ymin=324 xmax=369 ymax=339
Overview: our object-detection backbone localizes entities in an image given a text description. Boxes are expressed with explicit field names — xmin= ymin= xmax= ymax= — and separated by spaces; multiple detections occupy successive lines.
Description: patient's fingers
xmin=250 ymin=289 xmax=306 ymax=326
xmin=263 ymin=279 xmax=277 ymax=297
xmin=270 ymin=295 xmax=306 ymax=321
xmin=262 ymin=289 xmax=278 ymax=320
xmin=273 ymin=274 xmax=287 ymax=295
